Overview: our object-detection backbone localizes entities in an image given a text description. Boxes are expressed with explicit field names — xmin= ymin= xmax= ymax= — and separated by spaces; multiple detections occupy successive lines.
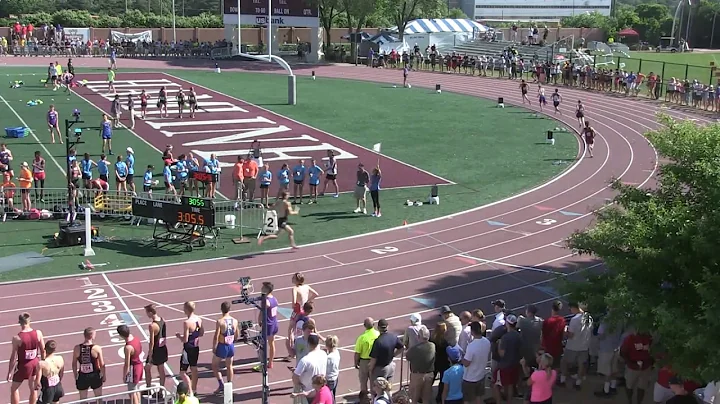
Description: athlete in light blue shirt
xmin=114 ymin=156 xmax=128 ymax=192
xmin=126 ymin=149 xmax=136 ymax=194
xmin=259 ymin=163 xmax=272 ymax=207
xmin=97 ymin=154 xmax=109 ymax=182
xmin=205 ymin=153 xmax=220 ymax=199
xmin=292 ymin=160 xmax=306 ymax=204
xmin=80 ymin=153 xmax=97 ymax=189
xmin=307 ymin=159 xmax=324 ymax=204
xmin=143 ymin=165 xmax=154 ymax=197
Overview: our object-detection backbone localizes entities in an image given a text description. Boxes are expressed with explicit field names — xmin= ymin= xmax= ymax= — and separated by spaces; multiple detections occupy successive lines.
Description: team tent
xmin=390 ymin=19 xmax=489 ymax=52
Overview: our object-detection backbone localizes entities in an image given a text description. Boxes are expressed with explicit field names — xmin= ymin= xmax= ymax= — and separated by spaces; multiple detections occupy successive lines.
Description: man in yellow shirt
xmin=354 ymin=317 xmax=380 ymax=397
xmin=174 ymin=381 xmax=199 ymax=404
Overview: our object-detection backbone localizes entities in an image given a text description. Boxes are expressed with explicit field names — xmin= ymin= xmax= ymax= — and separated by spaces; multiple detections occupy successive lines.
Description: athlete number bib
xmin=224 ymin=335 xmax=234 ymax=345
xmin=24 ymin=350 xmax=37 ymax=360
xmin=263 ymin=210 xmax=279 ymax=235
xmin=80 ymin=363 xmax=93 ymax=373
xmin=157 ymin=337 xmax=166 ymax=347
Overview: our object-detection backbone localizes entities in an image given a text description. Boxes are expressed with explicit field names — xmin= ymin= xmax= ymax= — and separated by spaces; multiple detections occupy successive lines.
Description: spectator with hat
xmin=406 ymin=325 xmax=435 ymax=404
xmin=491 ymin=300 xmax=507 ymax=331
xmin=442 ymin=346 xmax=464 ymax=404
xmin=369 ymin=319 xmax=403 ymax=381
xmin=354 ymin=318 xmax=380 ymax=397
xmin=403 ymin=313 xmax=423 ymax=350
xmin=493 ymin=314 xmax=523 ymax=404
xmin=440 ymin=306 xmax=462 ymax=346
xmin=462 ymin=322 xmax=491 ymax=404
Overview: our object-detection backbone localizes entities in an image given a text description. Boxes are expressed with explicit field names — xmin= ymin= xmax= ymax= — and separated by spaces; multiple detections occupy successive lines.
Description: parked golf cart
xmin=656 ymin=37 xmax=679 ymax=52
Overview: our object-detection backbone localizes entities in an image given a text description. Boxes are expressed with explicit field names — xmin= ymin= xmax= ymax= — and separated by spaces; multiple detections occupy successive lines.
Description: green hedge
xmin=1 ymin=10 xmax=223 ymax=29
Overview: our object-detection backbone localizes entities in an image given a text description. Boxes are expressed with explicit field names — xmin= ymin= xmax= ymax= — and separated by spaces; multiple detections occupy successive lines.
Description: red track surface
xmin=0 ymin=59 xmax=710 ymax=404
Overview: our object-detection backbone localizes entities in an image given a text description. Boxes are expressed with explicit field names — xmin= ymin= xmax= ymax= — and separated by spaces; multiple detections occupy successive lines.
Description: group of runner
xmin=517 ymin=80 xmax=597 ymax=158
xmin=5 ymin=272 xmax=321 ymax=403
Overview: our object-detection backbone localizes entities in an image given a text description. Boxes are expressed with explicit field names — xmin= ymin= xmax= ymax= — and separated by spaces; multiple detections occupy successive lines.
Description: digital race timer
xmin=132 ymin=196 xmax=216 ymax=226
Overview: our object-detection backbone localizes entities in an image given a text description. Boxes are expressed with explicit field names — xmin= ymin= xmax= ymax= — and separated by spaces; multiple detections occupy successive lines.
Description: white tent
xmin=390 ymin=19 xmax=488 ymax=52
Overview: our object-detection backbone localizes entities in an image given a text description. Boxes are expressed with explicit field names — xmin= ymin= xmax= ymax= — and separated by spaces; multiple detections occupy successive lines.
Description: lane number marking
xmin=370 ymin=246 xmax=399 ymax=255
xmin=535 ymin=218 xmax=557 ymax=226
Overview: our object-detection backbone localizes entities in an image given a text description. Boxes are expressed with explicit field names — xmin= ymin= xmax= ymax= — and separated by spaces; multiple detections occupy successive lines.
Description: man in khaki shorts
xmin=620 ymin=331 xmax=653 ymax=404
xmin=354 ymin=318 xmax=380 ymax=397
xmin=353 ymin=163 xmax=369 ymax=215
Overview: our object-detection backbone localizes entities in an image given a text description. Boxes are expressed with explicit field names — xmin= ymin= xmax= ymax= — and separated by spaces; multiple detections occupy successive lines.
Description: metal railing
xmin=66 ymin=385 xmax=174 ymax=404
xmin=4 ymin=43 xmax=225 ymax=59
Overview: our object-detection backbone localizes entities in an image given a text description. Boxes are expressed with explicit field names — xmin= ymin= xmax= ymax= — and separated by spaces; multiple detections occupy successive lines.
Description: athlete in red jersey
xmin=118 ymin=325 xmax=144 ymax=404
xmin=72 ymin=327 xmax=105 ymax=401
xmin=7 ymin=313 xmax=45 ymax=404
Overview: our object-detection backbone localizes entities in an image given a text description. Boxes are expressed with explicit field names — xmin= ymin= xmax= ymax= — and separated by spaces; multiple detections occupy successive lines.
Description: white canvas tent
xmin=390 ymin=19 xmax=489 ymax=52
xmin=370 ymin=32 xmax=410 ymax=53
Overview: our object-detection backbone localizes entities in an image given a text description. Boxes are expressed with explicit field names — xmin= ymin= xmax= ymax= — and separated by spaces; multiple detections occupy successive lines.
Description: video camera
xmin=230 ymin=276 xmax=255 ymax=305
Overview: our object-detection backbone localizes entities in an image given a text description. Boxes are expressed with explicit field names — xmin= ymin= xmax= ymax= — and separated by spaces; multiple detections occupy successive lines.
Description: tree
xmin=308 ymin=0 xmax=343 ymax=54
xmin=342 ymin=0 xmax=378 ymax=60
xmin=565 ymin=114 xmax=720 ymax=382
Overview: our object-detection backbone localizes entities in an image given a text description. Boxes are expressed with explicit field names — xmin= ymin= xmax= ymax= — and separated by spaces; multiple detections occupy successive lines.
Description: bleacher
xmin=450 ymin=39 xmax=553 ymax=61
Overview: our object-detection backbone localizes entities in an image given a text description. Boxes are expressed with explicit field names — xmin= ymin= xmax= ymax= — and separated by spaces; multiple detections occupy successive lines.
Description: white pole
xmin=83 ymin=207 xmax=95 ymax=257
xmin=172 ymin=0 xmax=177 ymax=44
xmin=237 ymin=0 xmax=242 ymax=54
xmin=267 ymin=0 xmax=272 ymax=57
xmin=223 ymin=382 xmax=232 ymax=404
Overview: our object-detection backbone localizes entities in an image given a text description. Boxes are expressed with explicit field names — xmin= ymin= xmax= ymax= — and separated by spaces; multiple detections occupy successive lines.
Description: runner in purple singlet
xmin=254 ymin=282 xmax=279 ymax=372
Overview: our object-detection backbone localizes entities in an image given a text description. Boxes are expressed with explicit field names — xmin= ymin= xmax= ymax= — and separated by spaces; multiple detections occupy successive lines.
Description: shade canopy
xmin=618 ymin=28 xmax=639 ymax=36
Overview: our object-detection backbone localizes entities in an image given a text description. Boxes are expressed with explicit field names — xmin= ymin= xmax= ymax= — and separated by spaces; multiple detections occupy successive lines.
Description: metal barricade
xmin=213 ymin=200 xmax=267 ymax=238
xmin=66 ymin=385 xmax=174 ymax=404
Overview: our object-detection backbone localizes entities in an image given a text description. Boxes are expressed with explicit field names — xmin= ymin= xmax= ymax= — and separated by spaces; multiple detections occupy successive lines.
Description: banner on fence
xmin=63 ymin=28 xmax=90 ymax=43
xmin=110 ymin=30 xmax=153 ymax=43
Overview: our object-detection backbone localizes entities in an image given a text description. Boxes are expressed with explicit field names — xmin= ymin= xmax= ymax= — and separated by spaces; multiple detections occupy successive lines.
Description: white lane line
xmin=101 ymin=273 xmax=179 ymax=386
xmin=323 ymin=255 xmax=345 ymax=266
xmin=457 ymin=254 xmax=565 ymax=276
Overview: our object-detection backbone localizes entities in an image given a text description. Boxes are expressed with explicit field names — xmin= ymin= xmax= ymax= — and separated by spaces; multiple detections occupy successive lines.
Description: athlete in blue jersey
xmin=212 ymin=302 xmax=239 ymax=395
xmin=204 ymin=154 xmax=220 ymax=199
xmin=114 ymin=155 xmax=128 ymax=193
xmin=97 ymin=154 xmax=110 ymax=182
xmin=99 ymin=115 xmax=113 ymax=155
xmin=276 ymin=163 xmax=290 ymax=203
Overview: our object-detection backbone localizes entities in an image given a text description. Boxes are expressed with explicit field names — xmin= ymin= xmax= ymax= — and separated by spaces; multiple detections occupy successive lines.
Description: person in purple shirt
xmin=47 ymin=105 xmax=62 ymax=144
xmin=369 ymin=167 xmax=382 ymax=217
xmin=254 ymin=281 xmax=279 ymax=372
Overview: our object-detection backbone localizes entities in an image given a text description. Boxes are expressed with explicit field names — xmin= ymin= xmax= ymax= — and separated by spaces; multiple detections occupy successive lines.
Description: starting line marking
xmin=456 ymin=254 xmax=564 ymax=275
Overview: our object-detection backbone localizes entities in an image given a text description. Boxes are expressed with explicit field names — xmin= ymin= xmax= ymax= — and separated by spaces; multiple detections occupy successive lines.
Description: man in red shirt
xmin=620 ymin=331 xmax=653 ymax=404
xmin=655 ymin=366 xmax=701 ymax=403
xmin=541 ymin=300 xmax=565 ymax=367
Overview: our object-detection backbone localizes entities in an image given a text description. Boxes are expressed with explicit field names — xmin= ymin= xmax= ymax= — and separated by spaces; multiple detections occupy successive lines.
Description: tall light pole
xmin=172 ymin=0 xmax=177 ymax=43
xmin=712 ymin=11 xmax=718 ymax=49
xmin=237 ymin=0 xmax=242 ymax=54
xmin=267 ymin=0 xmax=272 ymax=57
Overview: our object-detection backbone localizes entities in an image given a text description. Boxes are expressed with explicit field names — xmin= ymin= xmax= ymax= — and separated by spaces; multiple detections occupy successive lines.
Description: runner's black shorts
xmin=147 ymin=346 xmax=168 ymax=366
xmin=180 ymin=347 xmax=200 ymax=371
xmin=76 ymin=372 xmax=103 ymax=391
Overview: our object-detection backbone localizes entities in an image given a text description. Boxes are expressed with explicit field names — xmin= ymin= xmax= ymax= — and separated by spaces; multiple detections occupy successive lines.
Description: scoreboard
xmin=132 ymin=196 xmax=216 ymax=227
xmin=223 ymin=0 xmax=319 ymax=18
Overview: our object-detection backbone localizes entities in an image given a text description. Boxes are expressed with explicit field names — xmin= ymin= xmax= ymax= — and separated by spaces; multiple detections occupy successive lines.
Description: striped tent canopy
xmin=369 ymin=32 xmax=399 ymax=44
xmin=396 ymin=19 xmax=488 ymax=34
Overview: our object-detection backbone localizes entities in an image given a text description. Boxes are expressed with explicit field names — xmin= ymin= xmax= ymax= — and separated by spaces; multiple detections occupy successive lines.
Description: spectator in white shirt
xmin=293 ymin=334 xmax=327 ymax=404
xmin=560 ymin=302 xmax=593 ymax=390
xmin=491 ymin=300 xmax=506 ymax=331
xmin=462 ymin=322 xmax=491 ymax=404
xmin=325 ymin=335 xmax=340 ymax=402
xmin=458 ymin=311 xmax=473 ymax=353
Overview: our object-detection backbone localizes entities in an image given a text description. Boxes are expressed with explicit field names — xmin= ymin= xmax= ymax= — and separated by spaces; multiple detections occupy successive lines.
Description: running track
xmin=0 ymin=59 xmax=709 ymax=404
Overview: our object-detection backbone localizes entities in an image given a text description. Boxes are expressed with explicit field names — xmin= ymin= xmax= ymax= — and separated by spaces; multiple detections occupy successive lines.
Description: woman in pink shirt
xmin=291 ymin=374 xmax=334 ymax=404
xmin=526 ymin=353 xmax=556 ymax=404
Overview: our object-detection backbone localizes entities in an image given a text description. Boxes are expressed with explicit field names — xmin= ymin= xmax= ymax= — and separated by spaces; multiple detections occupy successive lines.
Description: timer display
xmin=132 ymin=197 xmax=215 ymax=226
